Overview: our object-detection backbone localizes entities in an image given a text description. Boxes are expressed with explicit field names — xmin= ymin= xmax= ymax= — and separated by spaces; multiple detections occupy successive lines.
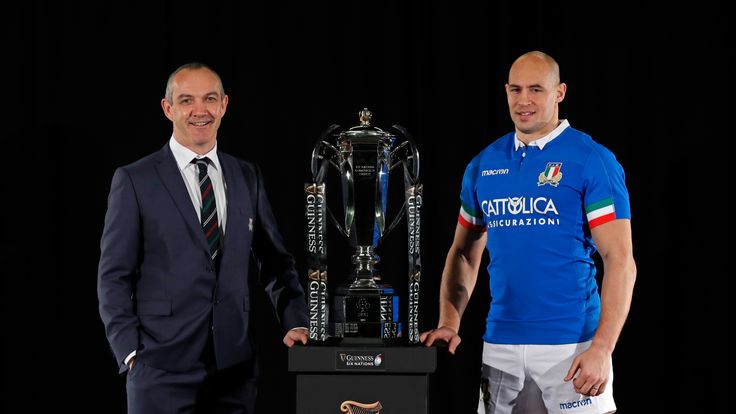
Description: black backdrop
xmin=10 ymin=1 xmax=729 ymax=413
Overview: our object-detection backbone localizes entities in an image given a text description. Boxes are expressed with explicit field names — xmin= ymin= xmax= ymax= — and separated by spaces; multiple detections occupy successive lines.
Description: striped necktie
xmin=193 ymin=157 xmax=221 ymax=261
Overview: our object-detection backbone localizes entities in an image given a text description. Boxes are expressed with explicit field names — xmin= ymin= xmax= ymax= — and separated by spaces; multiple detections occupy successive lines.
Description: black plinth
xmin=289 ymin=345 xmax=437 ymax=414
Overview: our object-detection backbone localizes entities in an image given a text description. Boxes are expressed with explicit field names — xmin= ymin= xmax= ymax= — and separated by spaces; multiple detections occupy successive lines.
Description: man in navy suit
xmin=98 ymin=62 xmax=309 ymax=413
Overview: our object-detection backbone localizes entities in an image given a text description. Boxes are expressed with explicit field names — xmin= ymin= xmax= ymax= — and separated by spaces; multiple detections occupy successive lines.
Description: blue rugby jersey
xmin=458 ymin=121 xmax=630 ymax=344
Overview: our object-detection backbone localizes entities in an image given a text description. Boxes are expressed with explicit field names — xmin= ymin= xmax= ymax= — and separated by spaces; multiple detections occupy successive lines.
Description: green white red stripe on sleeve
xmin=458 ymin=202 xmax=486 ymax=232
xmin=585 ymin=197 xmax=616 ymax=229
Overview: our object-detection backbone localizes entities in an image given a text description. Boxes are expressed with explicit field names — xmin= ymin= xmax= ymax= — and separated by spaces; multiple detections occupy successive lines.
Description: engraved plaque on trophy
xmin=305 ymin=108 xmax=422 ymax=345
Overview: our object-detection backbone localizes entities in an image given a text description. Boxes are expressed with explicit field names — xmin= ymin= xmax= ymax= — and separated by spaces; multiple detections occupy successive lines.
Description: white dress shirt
xmin=168 ymin=136 xmax=228 ymax=233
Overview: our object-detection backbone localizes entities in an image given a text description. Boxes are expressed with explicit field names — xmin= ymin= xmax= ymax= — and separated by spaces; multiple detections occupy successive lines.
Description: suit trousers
xmin=126 ymin=333 xmax=257 ymax=414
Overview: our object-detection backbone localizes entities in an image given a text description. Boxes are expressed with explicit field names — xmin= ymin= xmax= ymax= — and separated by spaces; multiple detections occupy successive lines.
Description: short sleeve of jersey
xmin=458 ymin=158 xmax=486 ymax=232
xmin=582 ymin=145 xmax=631 ymax=229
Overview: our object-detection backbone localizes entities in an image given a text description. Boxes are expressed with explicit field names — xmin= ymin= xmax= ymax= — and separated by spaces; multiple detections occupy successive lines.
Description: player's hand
xmin=283 ymin=327 xmax=309 ymax=347
xmin=563 ymin=344 xmax=611 ymax=396
xmin=419 ymin=326 xmax=462 ymax=354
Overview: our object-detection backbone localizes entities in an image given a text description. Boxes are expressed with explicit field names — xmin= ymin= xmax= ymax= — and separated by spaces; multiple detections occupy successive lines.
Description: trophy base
xmin=331 ymin=283 xmax=402 ymax=341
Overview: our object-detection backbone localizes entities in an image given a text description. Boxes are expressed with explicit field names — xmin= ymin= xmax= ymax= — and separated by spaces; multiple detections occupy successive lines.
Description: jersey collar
xmin=514 ymin=119 xmax=570 ymax=151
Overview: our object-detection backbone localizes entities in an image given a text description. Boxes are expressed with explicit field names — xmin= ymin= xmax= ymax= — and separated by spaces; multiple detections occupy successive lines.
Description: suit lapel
xmin=154 ymin=145 xmax=210 ymax=253
xmin=219 ymin=152 xmax=254 ymax=259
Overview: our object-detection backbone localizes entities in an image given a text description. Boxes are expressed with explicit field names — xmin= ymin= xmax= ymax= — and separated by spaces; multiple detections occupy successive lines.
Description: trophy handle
xmin=390 ymin=124 xmax=420 ymax=181
xmin=378 ymin=125 xmax=421 ymax=239
xmin=374 ymin=145 xmax=390 ymax=240
xmin=340 ymin=152 xmax=355 ymax=238
xmin=311 ymin=124 xmax=354 ymax=239
xmin=311 ymin=123 xmax=342 ymax=182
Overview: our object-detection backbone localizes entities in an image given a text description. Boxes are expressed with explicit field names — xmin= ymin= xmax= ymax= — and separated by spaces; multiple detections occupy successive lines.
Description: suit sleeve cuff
xmin=124 ymin=350 xmax=137 ymax=366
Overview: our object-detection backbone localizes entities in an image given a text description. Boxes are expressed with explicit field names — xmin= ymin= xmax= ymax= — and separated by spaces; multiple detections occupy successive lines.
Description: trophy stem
xmin=350 ymin=245 xmax=379 ymax=289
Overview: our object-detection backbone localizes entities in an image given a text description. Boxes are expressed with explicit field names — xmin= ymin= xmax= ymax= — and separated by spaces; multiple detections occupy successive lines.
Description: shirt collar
xmin=514 ymin=119 xmax=570 ymax=151
xmin=168 ymin=136 xmax=221 ymax=172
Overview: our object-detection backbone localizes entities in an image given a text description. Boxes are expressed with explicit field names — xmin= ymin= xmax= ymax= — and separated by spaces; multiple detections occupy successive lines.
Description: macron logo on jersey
xmin=481 ymin=168 xmax=509 ymax=176
xmin=560 ymin=397 xmax=592 ymax=410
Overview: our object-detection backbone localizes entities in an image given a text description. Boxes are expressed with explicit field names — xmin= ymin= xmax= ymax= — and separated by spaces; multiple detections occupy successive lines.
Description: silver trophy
xmin=305 ymin=108 xmax=422 ymax=344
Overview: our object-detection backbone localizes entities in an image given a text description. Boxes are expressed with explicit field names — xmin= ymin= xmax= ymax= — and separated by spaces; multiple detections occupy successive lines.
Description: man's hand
xmin=419 ymin=326 xmax=462 ymax=354
xmin=563 ymin=344 xmax=611 ymax=396
xmin=283 ymin=327 xmax=309 ymax=347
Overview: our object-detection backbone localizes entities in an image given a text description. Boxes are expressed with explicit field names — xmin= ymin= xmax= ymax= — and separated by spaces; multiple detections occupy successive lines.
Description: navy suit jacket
xmin=98 ymin=144 xmax=307 ymax=373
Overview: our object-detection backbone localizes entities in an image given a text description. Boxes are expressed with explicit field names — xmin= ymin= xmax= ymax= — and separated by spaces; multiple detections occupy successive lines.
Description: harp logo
xmin=340 ymin=400 xmax=383 ymax=413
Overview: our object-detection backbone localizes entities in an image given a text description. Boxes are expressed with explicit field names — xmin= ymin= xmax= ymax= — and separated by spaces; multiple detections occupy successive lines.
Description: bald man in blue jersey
xmin=421 ymin=51 xmax=636 ymax=414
